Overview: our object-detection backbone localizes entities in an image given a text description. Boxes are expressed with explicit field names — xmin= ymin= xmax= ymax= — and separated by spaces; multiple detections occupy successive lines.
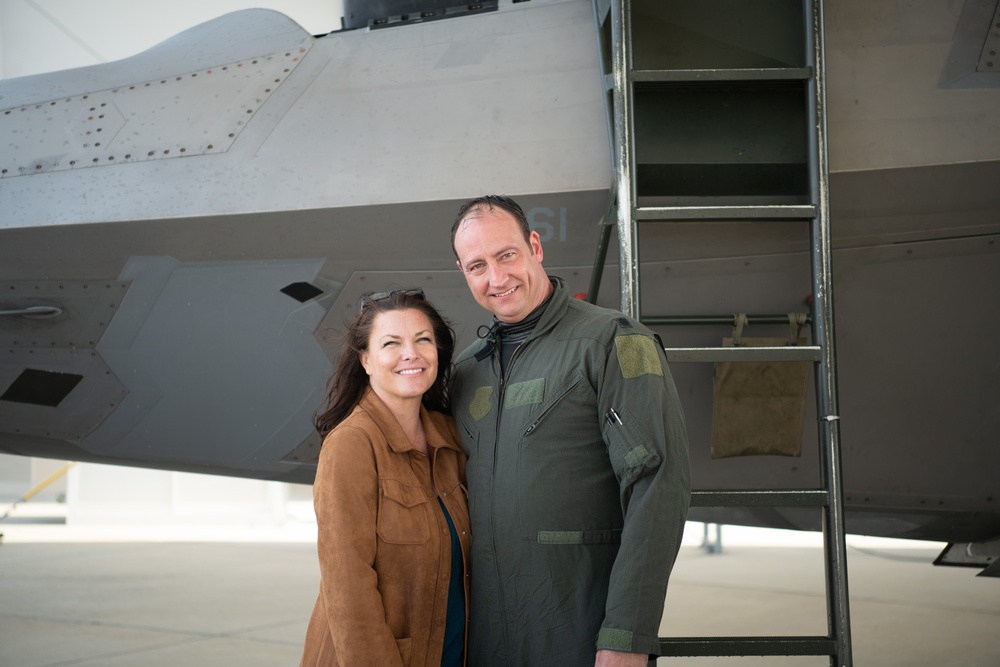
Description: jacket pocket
xmin=459 ymin=418 xmax=479 ymax=449
xmin=395 ymin=637 xmax=412 ymax=666
xmin=377 ymin=479 xmax=430 ymax=545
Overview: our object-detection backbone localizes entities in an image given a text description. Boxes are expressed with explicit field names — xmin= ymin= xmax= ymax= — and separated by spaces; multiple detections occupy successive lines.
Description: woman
xmin=301 ymin=289 xmax=470 ymax=667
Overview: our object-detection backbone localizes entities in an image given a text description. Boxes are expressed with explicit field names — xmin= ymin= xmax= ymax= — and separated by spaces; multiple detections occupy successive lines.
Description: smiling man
xmin=449 ymin=195 xmax=691 ymax=667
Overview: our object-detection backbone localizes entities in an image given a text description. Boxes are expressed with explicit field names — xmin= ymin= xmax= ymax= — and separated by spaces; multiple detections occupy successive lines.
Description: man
xmin=449 ymin=195 xmax=691 ymax=667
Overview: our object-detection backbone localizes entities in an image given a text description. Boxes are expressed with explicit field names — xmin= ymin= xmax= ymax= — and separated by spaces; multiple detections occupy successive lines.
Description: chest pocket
xmin=377 ymin=478 xmax=430 ymax=545
xmin=521 ymin=370 xmax=590 ymax=437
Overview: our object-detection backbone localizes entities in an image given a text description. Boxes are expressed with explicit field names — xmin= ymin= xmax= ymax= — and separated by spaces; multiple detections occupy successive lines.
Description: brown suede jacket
xmin=300 ymin=389 xmax=471 ymax=667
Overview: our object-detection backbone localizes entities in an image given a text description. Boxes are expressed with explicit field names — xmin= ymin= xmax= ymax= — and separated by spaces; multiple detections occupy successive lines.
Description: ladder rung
xmin=643 ymin=314 xmax=811 ymax=327
xmin=658 ymin=636 xmax=837 ymax=657
xmin=632 ymin=67 xmax=813 ymax=83
xmin=636 ymin=204 xmax=817 ymax=221
xmin=664 ymin=346 xmax=822 ymax=363
xmin=692 ymin=489 xmax=829 ymax=508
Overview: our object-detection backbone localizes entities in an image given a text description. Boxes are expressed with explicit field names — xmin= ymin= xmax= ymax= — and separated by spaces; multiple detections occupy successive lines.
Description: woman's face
xmin=360 ymin=308 xmax=438 ymax=407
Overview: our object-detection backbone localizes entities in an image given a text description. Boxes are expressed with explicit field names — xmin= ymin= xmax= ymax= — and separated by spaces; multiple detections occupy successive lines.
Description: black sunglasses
xmin=358 ymin=288 xmax=426 ymax=312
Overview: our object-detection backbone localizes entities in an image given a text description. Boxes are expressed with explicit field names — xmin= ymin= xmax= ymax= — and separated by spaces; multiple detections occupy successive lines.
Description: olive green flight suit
xmin=451 ymin=277 xmax=691 ymax=666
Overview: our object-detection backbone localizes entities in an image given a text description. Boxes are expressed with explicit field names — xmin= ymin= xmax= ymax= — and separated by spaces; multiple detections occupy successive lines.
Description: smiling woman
xmin=361 ymin=308 xmax=439 ymax=429
xmin=302 ymin=289 xmax=470 ymax=667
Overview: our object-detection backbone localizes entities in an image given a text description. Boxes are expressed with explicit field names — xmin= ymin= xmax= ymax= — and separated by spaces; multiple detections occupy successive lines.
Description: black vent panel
xmin=281 ymin=282 xmax=324 ymax=303
xmin=1 ymin=369 xmax=83 ymax=407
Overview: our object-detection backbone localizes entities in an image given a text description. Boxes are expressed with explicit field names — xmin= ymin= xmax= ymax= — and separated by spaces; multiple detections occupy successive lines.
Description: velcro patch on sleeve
xmin=624 ymin=444 xmax=652 ymax=468
xmin=596 ymin=627 xmax=634 ymax=651
xmin=615 ymin=334 xmax=663 ymax=379
xmin=469 ymin=386 xmax=494 ymax=422
xmin=503 ymin=378 xmax=545 ymax=409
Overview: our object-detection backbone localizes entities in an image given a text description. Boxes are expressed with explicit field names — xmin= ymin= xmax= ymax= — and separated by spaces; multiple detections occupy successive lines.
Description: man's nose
xmin=488 ymin=262 xmax=507 ymax=285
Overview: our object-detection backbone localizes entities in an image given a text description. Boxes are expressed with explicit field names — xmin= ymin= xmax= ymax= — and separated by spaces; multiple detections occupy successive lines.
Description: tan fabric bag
xmin=710 ymin=314 xmax=811 ymax=458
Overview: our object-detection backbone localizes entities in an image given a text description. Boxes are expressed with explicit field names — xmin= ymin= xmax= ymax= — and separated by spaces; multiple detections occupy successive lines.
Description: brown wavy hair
xmin=314 ymin=290 xmax=455 ymax=437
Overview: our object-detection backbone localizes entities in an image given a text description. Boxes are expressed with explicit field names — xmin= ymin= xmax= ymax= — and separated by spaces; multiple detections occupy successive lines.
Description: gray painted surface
xmin=0 ymin=0 xmax=998 ymax=542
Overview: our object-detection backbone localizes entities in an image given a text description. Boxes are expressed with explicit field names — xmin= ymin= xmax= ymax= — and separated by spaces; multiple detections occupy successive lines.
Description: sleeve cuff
xmin=596 ymin=627 xmax=660 ymax=656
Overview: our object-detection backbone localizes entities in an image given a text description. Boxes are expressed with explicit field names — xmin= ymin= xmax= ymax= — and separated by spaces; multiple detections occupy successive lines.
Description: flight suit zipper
xmin=489 ymin=338 xmax=530 ymax=664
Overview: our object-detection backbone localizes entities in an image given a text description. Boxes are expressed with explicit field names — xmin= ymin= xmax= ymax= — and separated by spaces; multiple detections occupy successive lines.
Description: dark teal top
xmin=438 ymin=497 xmax=464 ymax=667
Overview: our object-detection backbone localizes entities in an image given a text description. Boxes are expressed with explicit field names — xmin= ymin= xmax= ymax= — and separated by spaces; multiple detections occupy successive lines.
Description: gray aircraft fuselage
xmin=1 ymin=0 xmax=998 ymax=548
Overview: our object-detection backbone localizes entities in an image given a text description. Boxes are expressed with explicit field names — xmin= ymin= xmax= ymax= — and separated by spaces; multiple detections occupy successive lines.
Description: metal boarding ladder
xmin=589 ymin=0 xmax=853 ymax=664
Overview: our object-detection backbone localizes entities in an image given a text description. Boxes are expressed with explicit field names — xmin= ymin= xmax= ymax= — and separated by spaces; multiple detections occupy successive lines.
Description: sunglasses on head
xmin=358 ymin=288 xmax=426 ymax=312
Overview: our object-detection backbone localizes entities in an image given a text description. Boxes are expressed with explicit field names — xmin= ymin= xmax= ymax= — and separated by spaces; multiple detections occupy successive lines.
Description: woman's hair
xmin=314 ymin=289 xmax=456 ymax=437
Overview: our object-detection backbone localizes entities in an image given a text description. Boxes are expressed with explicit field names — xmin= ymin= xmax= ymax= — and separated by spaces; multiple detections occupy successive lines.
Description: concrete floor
xmin=0 ymin=523 xmax=998 ymax=666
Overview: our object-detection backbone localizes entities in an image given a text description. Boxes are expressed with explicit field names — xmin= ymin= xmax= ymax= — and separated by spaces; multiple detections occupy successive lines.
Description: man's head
xmin=452 ymin=195 xmax=553 ymax=324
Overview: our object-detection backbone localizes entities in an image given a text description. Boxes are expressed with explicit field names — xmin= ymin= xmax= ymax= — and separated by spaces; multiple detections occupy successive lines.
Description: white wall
xmin=0 ymin=453 xmax=32 ymax=501
xmin=0 ymin=0 xmax=344 ymax=79
xmin=66 ymin=463 xmax=291 ymax=525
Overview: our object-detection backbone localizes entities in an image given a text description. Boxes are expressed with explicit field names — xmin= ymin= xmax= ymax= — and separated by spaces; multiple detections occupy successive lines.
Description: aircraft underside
xmin=1 ymin=1 xmax=998 ymax=560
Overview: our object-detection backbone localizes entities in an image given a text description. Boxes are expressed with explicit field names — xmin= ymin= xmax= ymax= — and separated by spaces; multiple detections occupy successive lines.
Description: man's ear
xmin=455 ymin=259 xmax=463 ymax=272
xmin=529 ymin=230 xmax=544 ymax=263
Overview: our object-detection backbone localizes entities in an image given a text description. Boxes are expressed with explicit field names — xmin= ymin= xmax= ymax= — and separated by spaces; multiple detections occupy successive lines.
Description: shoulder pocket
xmin=377 ymin=479 xmax=430 ymax=545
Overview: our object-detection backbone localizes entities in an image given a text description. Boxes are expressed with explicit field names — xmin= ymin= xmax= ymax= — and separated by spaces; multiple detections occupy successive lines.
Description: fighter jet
xmin=1 ymin=0 xmax=998 ymax=572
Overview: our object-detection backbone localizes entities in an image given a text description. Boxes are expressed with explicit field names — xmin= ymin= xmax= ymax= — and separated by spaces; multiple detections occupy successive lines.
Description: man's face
xmin=453 ymin=207 xmax=552 ymax=323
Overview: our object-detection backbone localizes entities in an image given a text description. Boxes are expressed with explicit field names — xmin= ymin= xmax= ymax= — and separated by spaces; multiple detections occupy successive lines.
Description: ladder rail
xmin=585 ymin=194 xmax=616 ymax=306
xmin=609 ymin=0 xmax=640 ymax=320
xmin=807 ymin=0 xmax=854 ymax=661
